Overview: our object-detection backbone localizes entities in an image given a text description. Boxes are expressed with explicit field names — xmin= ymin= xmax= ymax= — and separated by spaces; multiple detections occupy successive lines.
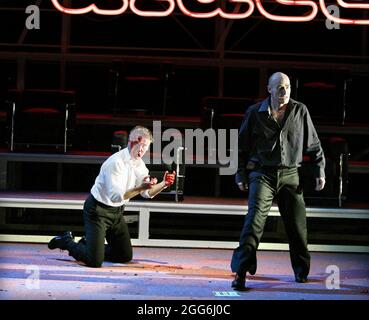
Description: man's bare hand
xmin=315 ymin=177 xmax=326 ymax=191
xmin=163 ymin=171 xmax=176 ymax=186
xmin=141 ymin=176 xmax=158 ymax=190
xmin=237 ymin=182 xmax=248 ymax=192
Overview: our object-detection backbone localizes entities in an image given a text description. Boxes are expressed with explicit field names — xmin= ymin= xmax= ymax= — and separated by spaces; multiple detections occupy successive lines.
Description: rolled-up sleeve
xmin=134 ymin=165 xmax=153 ymax=199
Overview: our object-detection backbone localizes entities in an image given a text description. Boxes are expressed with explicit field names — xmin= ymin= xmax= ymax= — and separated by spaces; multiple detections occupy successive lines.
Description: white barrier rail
xmin=1 ymin=196 xmax=369 ymax=253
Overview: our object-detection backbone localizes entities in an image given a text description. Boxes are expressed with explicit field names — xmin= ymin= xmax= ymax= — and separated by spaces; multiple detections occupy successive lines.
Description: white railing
xmin=1 ymin=196 xmax=369 ymax=253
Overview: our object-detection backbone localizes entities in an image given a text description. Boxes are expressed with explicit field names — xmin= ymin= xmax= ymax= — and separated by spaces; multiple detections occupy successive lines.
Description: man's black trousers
xmin=67 ymin=194 xmax=132 ymax=267
xmin=231 ymin=167 xmax=310 ymax=278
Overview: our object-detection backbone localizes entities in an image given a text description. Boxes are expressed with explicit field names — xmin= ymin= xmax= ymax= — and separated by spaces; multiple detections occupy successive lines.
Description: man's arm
xmin=303 ymin=107 xmax=326 ymax=191
xmin=147 ymin=171 xmax=176 ymax=198
xmin=123 ymin=177 xmax=157 ymax=200
xmin=147 ymin=181 xmax=168 ymax=198
xmin=123 ymin=187 xmax=144 ymax=200
xmin=315 ymin=177 xmax=325 ymax=191
xmin=123 ymin=172 xmax=176 ymax=200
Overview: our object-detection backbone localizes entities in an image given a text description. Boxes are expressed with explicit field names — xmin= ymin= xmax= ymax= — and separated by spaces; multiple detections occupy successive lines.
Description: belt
xmin=90 ymin=194 xmax=124 ymax=210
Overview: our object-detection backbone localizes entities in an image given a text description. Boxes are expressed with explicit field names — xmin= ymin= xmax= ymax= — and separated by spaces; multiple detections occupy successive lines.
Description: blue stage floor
xmin=0 ymin=243 xmax=368 ymax=301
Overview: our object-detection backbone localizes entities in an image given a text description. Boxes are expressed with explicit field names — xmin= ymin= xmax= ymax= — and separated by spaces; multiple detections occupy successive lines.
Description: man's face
xmin=268 ymin=75 xmax=291 ymax=106
xmin=129 ymin=136 xmax=150 ymax=160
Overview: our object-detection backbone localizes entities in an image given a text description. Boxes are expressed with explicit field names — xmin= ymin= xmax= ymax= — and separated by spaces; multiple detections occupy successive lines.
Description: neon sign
xmin=51 ymin=0 xmax=369 ymax=24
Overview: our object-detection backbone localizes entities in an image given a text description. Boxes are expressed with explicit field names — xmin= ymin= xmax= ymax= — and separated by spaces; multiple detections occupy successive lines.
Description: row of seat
xmin=1 ymin=88 xmax=353 ymax=207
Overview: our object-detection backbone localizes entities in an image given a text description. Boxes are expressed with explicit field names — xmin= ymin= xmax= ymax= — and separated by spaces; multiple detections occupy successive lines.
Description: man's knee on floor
xmin=110 ymin=251 xmax=132 ymax=263
xmin=116 ymin=252 xmax=133 ymax=263
xmin=86 ymin=260 xmax=103 ymax=268
xmin=121 ymin=253 xmax=133 ymax=263
xmin=85 ymin=255 xmax=104 ymax=268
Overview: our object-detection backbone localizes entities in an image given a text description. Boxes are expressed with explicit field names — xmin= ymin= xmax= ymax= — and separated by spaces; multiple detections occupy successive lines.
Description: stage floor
xmin=0 ymin=243 xmax=368 ymax=300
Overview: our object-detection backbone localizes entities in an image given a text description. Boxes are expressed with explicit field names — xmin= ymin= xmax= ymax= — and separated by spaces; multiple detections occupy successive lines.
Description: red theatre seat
xmin=6 ymin=89 xmax=76 ymax=153
xmin=201 ymin=96 xmax=257 ymax=131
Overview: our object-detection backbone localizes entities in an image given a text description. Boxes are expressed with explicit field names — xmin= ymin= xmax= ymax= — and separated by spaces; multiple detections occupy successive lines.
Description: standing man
xmin=48 ymin=126 xmax=176 ymax=267
xmin=231 ymin=72 xmax=326 ymax=290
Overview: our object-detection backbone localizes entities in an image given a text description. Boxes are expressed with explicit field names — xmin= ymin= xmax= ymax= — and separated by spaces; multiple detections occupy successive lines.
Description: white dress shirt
xmin=90 ymin=147 xmax=151 ymax=207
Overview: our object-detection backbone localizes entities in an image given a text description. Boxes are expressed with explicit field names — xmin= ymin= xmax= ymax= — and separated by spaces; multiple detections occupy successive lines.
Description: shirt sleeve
xmin=104 ymin=159 xmax=127 ymax=203
xmin=134 ymin=164 xmax=153 ymax=199
xmin=303 ymin=107 xmax=326 ymax=179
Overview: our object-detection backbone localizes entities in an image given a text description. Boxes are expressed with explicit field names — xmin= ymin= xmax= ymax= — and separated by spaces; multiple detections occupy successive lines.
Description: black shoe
xmin=295 ymin=275 xmax=308 ymax=283
xmin=48 ymin=231 xmax=75 ymax=250
xmin=249 ymin=261 xmax=257 ymax=275
xmin=231 ymin=273 xmax=246 ymax=291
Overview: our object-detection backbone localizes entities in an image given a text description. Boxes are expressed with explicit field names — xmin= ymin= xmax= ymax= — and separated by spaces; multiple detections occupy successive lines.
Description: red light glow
xmin=50 ymin=0 xmax=369 ymax=24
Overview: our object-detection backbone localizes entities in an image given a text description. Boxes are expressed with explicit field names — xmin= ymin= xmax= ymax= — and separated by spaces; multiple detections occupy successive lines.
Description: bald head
xmin=267 ymin=72 xmax=291 ymax=108
xmin=268 ymin=72 xmax=290 ymax=87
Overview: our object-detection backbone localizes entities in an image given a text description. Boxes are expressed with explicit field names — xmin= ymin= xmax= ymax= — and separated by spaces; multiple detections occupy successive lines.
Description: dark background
xmin=0 ymin=1 xmax=368 ymax=204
